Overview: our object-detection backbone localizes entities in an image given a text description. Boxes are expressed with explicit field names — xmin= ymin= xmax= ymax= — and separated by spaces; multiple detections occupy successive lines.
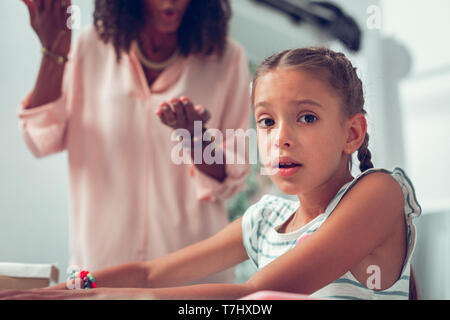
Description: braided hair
xmin=93 ymin=0 xmax=231 ymax=62
xmin=251 ymin=47 xmax=374 ymax=173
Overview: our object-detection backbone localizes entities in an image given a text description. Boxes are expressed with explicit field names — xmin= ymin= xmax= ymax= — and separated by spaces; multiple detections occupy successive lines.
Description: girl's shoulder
xmin=336 ymin=167 xmax=421 ymax=220
xmin=324 ymin=167 xmax=422 ymax=251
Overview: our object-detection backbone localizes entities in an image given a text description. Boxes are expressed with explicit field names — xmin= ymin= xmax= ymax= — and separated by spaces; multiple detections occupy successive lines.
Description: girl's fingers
xmin=0 ymin=289 xmax=73 ymax=300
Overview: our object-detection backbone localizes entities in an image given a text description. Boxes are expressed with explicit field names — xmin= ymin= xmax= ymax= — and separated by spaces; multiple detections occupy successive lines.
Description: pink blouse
xmin=18 ymin=26 xmax=251 ymax=283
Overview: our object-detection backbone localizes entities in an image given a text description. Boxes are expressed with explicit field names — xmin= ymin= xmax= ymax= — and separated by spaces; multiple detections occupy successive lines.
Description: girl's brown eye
xmin=257 ymin=118 xmax=275 ymax=128
xmin=299 ymin=114 xmax=318 ymax=124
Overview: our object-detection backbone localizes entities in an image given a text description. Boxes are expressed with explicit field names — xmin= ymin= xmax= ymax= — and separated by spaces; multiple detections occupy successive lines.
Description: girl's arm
xmin=114 ymin=171 xmax=405 ymax=299
xmin=246 ymin=172 xmax=405 ymax=295
xmin=49 ymin=217 xmax=249 ymax=291
xmin=141 ymin=216 xmax=249 ymax=289
xmin=14 ymin=172 xmax=403 ymax=300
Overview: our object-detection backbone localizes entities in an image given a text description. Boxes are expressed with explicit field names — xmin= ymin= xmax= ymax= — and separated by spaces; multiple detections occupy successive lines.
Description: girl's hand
xmin=21 ymin=0 xmax=72 ymax=56
xmin=156 ymin=97 xmax=211 ymax=134
xmin=0 ymin=288 xmax=95 ymax=300
xmin=0 ymin=288 xmax=155 ymax=300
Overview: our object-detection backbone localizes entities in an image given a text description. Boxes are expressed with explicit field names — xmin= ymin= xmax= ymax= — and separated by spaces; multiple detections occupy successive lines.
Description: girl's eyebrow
xmin=254 ymin=101 xmax=271 ymax=110
xmin=254 ymin=99 xmax=323 ymax=110
xmin=293 ymin=99 xmax=324 ymax=108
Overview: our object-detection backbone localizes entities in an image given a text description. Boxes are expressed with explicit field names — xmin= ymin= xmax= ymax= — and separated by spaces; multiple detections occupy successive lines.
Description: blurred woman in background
xmin=19 ymin=0 xmax=250 ymax=283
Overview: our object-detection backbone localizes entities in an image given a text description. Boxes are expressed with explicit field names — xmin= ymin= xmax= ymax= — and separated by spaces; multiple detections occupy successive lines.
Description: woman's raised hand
xmin=156 ymin=97 xmax=212 ymax=134
xmin=21 ymin=0 xmax=72 ymax=57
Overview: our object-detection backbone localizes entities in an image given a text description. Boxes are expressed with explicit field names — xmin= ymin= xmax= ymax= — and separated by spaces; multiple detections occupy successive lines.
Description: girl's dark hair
xmin=93 ymin=0 xmax=231 ymax=62
xmin=252 ymin=47 xmax=374 ymax=173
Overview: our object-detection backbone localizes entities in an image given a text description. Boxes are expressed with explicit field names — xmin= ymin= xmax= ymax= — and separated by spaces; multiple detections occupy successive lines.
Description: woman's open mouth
xmin=161 ymin=8 xmax=179 ymax=22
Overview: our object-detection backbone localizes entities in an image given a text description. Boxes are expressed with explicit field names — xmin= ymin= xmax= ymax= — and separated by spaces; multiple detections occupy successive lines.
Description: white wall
xmin=0 ymin=0 xmax=94 ymax=282
xmin=381 ymin=0 xmax=450 ymax=212
xmin=380 ymin=0 xmax=450 ymax=299
xmin=230 ymin=0 xmax=327 ymax=64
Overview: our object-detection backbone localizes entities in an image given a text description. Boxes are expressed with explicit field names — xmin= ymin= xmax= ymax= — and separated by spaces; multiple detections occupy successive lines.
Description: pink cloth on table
xmin=240 ymin=291 xmax=317 ymax=300
xmin=17 ymin=25 xmax=251 ymax=282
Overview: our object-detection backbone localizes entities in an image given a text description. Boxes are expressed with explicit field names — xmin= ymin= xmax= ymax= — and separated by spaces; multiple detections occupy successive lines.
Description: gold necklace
xmin=132 ymin=40 xmax=180 ymax=71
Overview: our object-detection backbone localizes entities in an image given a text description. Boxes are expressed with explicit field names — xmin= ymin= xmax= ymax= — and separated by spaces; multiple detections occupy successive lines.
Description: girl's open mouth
xmin=278 ymin=163 xmax=301 ymax=169
xmin=277 ymin=163 xmax=302 ymax=177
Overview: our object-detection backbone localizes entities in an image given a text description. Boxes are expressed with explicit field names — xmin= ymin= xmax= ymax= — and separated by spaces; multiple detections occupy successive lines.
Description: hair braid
xmin=357 ymin=133 xmax=374 ymax=172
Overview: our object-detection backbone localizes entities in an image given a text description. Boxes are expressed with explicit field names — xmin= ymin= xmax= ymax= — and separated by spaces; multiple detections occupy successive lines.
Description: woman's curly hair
xmin=93 ymin=0 xmax=231 ymax=62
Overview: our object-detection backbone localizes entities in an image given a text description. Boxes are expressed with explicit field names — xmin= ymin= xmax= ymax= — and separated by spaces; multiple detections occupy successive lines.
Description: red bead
xmin=91 ymin=282 xmax=97 ymax=288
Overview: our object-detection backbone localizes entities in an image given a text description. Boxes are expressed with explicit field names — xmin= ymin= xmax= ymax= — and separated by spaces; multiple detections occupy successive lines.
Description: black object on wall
xmin=253 ymin=0 xmax=362 ymax=52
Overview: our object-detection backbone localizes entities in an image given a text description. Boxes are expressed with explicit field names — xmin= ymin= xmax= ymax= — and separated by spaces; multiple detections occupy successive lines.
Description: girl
xmin=3 ymin=47 xmax=421 ymax=300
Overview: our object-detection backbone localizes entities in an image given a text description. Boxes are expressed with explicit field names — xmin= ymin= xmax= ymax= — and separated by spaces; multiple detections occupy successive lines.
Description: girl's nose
xmin=274 ymin=123 xmax=294 ymax=149
xmin=275 ymin=139 xmax=291 ymax=149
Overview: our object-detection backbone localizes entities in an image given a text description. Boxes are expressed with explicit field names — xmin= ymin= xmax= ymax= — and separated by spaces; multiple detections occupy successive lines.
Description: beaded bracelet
xmin=69 ymin=269 xmax=97 ymax=289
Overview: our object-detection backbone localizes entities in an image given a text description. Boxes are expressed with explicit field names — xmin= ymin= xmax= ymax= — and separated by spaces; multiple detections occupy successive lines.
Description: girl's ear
xmin=343 ymin=113 xmax=367 ymax=155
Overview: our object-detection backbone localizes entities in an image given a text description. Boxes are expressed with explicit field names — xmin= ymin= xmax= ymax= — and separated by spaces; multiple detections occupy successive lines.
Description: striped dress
xmin=241 ymin=167 xmax=422 ymax=300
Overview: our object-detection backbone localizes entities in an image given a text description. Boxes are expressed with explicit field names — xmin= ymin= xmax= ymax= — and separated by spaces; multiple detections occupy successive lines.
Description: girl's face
xmin=145 ymin=0 xmax=191 ymax=34
xmin=254 ymin=68 xmax=351 ymax=196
